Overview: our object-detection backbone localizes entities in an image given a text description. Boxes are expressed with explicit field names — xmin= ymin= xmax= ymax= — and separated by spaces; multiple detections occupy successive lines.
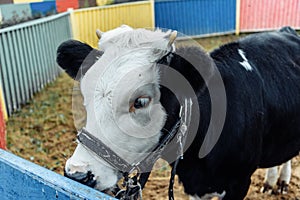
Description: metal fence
xmin=0 ymin=0 xmax=299 ymax=116
xmin=0 ymin=12 xmax=72 ymax=116
xmin=71 ymin=0 xmax=300 ymax=41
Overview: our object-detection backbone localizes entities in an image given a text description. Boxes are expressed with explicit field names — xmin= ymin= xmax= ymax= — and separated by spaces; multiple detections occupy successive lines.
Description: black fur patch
xmin=56 ymin=40 xmax=103 ymax=80
xmin=160 ymin=27 xmax=300 ymax=199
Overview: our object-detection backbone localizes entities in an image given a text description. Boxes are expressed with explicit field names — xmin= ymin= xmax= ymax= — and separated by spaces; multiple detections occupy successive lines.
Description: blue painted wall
xmin=0 ymin=149 xmax=115 ymax=199
xmin=29 ymin=1 xmax=57 ymax=18
xmin=155 ymin=0 xmax=236 ymax=36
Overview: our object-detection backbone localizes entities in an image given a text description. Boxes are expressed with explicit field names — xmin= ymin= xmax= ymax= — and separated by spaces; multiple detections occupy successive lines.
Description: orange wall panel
xmin=56 ymin=0 xmax=79 ymax=13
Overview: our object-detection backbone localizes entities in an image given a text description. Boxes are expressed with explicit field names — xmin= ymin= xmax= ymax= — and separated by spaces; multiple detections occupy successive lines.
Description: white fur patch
xmin=190 ymin=191 xmax=226 ymax=200
xmin=238 ymin=49 xmax=252 ymax=71
xmin=264 ymin=160 xmax=292 ymax=187
xmin=279 ymin=160 xmax=291 ymax=184
xmin=262 ymin=160 xmax=292 ymax=194
xmin=264 ymin=166 xmax=279 ymax=187
xmin=98 ymin=24 xmax=133 ymax=50
xmin=98 ymin=25 xmax=173 ymax=54
xmin=67 ymin=26 xmax=175 ymax=191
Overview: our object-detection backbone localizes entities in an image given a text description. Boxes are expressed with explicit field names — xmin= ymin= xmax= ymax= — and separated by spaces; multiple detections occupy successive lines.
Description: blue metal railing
xmin=0 ymin=12 xmax=72 ymax=116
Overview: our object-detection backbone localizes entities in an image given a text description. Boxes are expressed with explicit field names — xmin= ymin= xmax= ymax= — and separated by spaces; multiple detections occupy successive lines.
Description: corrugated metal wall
xmin=239 ymin=0 xmax=300 ymax=32
xmin=155 ymin=0 xmax=236 ymax=37
xmin=0 ymin=13 xmax=72 ymax=116
xmin=71 ymin=1 xmax=154 ymax=47
xmin=96 ymin=0 xmax=112 ymax=6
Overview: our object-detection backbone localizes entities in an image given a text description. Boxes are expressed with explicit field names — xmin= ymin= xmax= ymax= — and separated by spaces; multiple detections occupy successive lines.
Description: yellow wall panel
xmin=96 ymin=0 xmax=113 ymax=6
xmin=13 ymin=0 xmax=42 ymax=3
xmin=71 ymin=1 xmax=154 ymax=48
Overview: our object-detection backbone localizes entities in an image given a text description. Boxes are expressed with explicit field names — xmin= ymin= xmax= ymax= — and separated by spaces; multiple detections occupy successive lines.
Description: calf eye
xmin=134 ymin=96 xmax=151 ymax=109
xmin=129 ymin=96 xmax=151 ymax=113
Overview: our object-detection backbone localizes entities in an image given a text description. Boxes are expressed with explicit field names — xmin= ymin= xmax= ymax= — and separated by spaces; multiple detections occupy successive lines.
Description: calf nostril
xmin=64 ymin=167 xmax=71 ymax=176
xmin=81 ymin=171 xmax=97 ymax=188
xmin=64 ymin=170 xmax=97 ymax=188
xmin=64 ymin=170 xmax=87 ymax=180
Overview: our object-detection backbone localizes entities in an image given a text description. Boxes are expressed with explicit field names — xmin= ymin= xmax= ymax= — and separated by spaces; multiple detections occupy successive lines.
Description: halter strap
xmin=77 ymin=97 xmax=192 ymax=199
xmin=77 ymin=117 xmax=182 ymax=173
xmin=77 ymin=128 xmax=134 ymax=173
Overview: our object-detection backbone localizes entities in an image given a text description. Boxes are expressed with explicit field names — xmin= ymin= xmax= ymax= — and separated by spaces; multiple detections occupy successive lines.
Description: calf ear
xmin=56 ymin=40 xmax=103 ymax=80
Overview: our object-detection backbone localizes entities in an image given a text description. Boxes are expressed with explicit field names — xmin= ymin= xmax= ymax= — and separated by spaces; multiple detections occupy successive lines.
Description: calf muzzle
xmin=64 ymin=170 xmax=97 ymax=188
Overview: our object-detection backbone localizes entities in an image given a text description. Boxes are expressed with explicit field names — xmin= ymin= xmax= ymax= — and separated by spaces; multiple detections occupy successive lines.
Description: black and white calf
xmin=57 ymin=26 xmax=300 ymax=200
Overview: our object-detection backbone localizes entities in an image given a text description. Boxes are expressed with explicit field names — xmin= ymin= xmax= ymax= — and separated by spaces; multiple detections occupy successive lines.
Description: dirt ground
xmin=6 ymin=34 xmax=300 ymax=199
xmin=142 ymin=157 xmax=300 ymax=200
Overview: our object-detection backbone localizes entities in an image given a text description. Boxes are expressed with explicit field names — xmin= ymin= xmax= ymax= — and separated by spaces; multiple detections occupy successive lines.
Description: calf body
xmin=165 ymin=28 xmax=300 ymax=199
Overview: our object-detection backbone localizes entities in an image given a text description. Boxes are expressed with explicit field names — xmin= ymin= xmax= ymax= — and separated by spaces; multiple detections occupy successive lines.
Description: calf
xmin=57 ymin=26 xmax=300 ymax=200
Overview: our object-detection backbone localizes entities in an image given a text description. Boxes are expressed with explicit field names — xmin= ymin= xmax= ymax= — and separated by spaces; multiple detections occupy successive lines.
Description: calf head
xmin=57 ymin=26 xmax=178 ymax=192
xmin=56 ymin=25 xmax=224 ymax=196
